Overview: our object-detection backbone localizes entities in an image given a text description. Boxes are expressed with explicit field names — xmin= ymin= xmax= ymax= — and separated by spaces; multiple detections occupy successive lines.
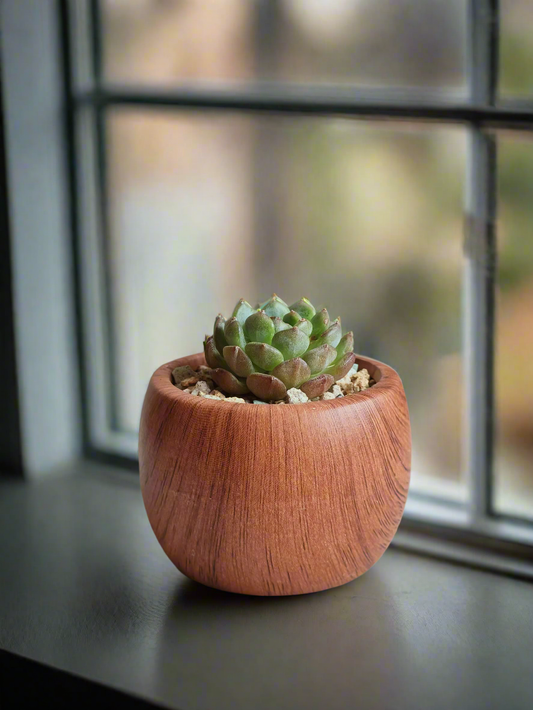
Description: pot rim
xmin=147 ymin=352 xmax=403 ymax=413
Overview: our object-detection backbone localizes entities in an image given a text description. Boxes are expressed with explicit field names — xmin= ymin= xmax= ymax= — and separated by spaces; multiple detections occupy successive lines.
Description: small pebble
xmin=336 ymin=373 xmax=352 ymax=389
xmin=353 ymin=369 xmax=371 ymax=391
xmin=197 ymin=367 xmax=215 ymax=382
xmin=172 ymin=365 xmax=196 ymax=385
xmin=337 ymin=368 xmax=371 ymax=394
xmin=253 ymin=400 xmax=268 ymax=405
xmin=180 ymin=376 xmax=199 ymax=388
xmin=285 ymin=388 xmax=309 ymax=404
xmin=321 ymin=391 xmax=336 ymax=400
xmin=191 ymin=380 xmax=211 ymax=396
xmin=225 ymin=397 xmax=246 ymax=403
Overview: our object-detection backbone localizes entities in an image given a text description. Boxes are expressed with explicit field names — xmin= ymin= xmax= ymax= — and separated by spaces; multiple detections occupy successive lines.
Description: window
xmin=64 ymin=1 xmax=533 ymax=550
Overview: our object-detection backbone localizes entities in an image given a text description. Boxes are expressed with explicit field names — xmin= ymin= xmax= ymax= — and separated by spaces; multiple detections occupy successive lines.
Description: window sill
xmin=1 ymin=461 xmax=533 ymax=710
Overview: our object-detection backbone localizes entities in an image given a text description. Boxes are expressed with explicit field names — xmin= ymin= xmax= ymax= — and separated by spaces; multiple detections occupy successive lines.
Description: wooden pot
xmin=139 ymin=353 xmax=411 ymax=596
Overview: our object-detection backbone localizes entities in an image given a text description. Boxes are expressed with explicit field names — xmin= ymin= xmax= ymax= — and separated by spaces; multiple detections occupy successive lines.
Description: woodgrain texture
xmin=139 ymin=353 xmax=411 ymax=596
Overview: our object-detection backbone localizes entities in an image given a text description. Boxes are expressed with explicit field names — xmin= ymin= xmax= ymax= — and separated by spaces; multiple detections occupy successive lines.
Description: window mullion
xmin=464 ymin=0 xmax=499 ymax=520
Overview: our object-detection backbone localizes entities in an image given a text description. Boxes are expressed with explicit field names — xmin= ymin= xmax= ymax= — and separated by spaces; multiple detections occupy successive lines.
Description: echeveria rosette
xmin=203 ymin=295 xmax=356 ymax=401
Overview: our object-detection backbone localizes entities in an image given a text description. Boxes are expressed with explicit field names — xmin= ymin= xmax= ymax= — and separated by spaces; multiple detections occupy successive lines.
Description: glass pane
xmin=494 ymin=135 xmax=533 ymax=519
xmin=102 ymin=0 xmax=467 ymax=91
xmin=500 ymin=0 xmax=533 ymax=96
xmin=106 ymin=109 xmax=466 ymax=498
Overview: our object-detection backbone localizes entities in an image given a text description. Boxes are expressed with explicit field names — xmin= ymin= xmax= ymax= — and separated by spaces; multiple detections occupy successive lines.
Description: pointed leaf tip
xmin=271 ymin=326 xmax=309 ymax=360
xmin=245 ymin=310 xmax=275 ymax=344
xmin=213 ymin=314 xmax=227 ymax=353
xmin=283 ymin=309 xmax=301 ymax=327
xmin=224 ymin=317 xmax=247 ymax=350
xmin=300 ymin=374 xmax=335 ymax=399
xmin=262 ymin=294 xmax=290 ymax=318
xmin=246 ymin=373 xmax=287 ymax=401
xmin=296 ymin=318 xmax=313 ymax=337
xmin=271 ymin=357 xmax=311 ymax=389
xmin=204 ymin=335 xmax=227 ymax=370
xmin=302 ymin=343 xmax=337 ymax=374
xmin=210 ymin=368 xmax=250 ymax=396
xmin=311 ymin=308 xmax=329 ymax=337
xmin=223 ymin=345 xmax=255 ymax=378
xmin=335 ymin=331 xmax=354 ymax=360
xmin=308 ymin=318 xmax=342 ymax=350
xmin=245 ymin=342 xmax=284 ymax=371
xmin=232 ymin=298 xmax=255 ymax=327
xmin=324 ymin=352 xmax=356 ymax=381
xmin=271 ymin=316 xmax=292 ymax=333
xmin=289 ymin=297 xmax=316 ymax=321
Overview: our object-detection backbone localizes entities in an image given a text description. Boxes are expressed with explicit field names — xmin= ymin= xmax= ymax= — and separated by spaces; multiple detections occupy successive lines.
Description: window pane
xmin=494 ymin=135 xmax=533 ymax=519
xmin=500 ymin=0 xmax=533 ymax=96
xmin=105 ymin=110 xmax=466 ymax=497
xmin=102 ymin=0 xmax=467 ymax=91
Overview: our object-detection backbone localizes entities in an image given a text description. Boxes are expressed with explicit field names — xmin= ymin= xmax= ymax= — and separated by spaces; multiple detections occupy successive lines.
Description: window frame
xmin=62 ymin=0 xmax=533 ymax=557
xmin=0 ymin=0 xmax=82 ymax=478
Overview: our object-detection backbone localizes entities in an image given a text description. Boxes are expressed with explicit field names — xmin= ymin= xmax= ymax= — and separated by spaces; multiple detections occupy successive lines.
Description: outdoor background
xmin=102 ymin=0 xmax=532 ymax=516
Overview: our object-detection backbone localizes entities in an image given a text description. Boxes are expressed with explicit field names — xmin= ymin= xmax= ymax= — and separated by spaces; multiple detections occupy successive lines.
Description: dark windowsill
xmin=1 ymin=462 xmax=533 ymax=710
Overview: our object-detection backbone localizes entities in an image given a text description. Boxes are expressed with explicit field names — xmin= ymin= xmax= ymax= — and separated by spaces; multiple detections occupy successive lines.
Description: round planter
xmin=139 ymin=353 xmax=411 ymax=596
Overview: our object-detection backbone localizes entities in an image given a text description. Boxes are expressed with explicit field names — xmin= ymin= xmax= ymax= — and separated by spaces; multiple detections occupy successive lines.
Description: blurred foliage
xmin=498 ymin=140 xmax=533 ymax=291
xmin=500 ymin=0 xmax=533 ymax=95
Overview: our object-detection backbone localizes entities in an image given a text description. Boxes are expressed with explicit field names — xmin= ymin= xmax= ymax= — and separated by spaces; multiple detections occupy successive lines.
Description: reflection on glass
xmin=102 ymin=0 xmax=466 ymax=91
xmin=106 ymin=110 xmax=466 ymax=497
xmin=500 ymin=0 xmax=533 ymax=96
xmin=494 ymin=135 xmax=533 ymax=519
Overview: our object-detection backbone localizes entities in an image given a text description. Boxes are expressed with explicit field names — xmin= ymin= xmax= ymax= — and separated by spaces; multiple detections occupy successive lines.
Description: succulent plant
xmin=203 ymin=295 xmax=356 ymax=402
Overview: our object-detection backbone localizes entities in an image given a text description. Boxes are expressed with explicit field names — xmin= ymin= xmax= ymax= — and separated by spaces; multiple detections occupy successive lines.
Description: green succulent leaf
xmin=308 ymin=317 xmax=342 ymax=350
xmin=213 ymin=314 xmax=227 ymax=354
xmin=232 ymin=298 xmax=256 ymax=327
xmin=311 ymin=308 xmax=329 ymax=337
xmin=296 ymin=318 xmax=313 ymax=337
xmin=210 ymin=368 xmax=250 ymax=395
xmin=258 ymin=293 xmax=288 ymax=310
xmin=245 ymin=342 xmax=284 ymax=371
xmin=335 ymin=331 xmax=354 ymax=360
xmin=283 ymin=310 xmax=301 ymax=326
xmin=289 ymin=297 xmax=316 ymax=321
xmin=324 ymin=352 xmax=356 ymax=380
xmin=271 ymin=316 xmax=292 ymax=333
xmin=244 ymin=310 xmax=275 ymax=344
xmin=223 ymin=345 xmax=255 ymax=378
xmin=302 ymin=343 xmax=337 ymax=374
xmin=203 ymin=335 xmax=226 ymax=370
xmin=262 ymin=294 xmax=290 ymax=318
xmin=246 ymin=373 xmax=287 ymax=401
xmin=224 ymin=317 xmax=247 ymax=350
xmin=300 ymin=374 xmax=335 ymax=399
xmin=270 ymin=357 xmax=311 ymax=389
xmin=271 ymin=326 xmax=309 ymax=360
